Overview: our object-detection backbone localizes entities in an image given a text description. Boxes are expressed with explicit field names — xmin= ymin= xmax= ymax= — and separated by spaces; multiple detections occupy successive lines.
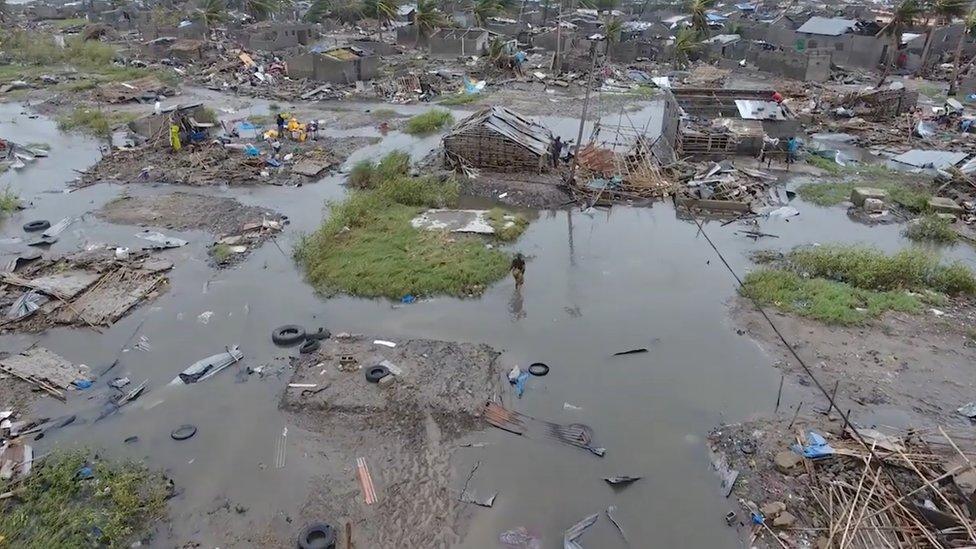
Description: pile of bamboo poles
xmin=794 ymin=426 xmax=976 ymax=549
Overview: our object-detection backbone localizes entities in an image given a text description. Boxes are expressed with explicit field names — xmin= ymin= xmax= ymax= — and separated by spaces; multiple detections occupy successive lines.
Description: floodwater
xmin=2 ymin=96 xmax=975 ymax=548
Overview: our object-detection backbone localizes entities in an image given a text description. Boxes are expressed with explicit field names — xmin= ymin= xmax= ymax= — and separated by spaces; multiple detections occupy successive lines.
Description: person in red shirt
xmin=772 ymin=91 xmax=784 ymax=103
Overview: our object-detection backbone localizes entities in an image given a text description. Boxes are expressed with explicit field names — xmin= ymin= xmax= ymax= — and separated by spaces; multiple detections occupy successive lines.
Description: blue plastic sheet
xmin=792 ymin=430 xmax=835 ymax=458
xmin=511 ymin=370 xmax=529 ymax=398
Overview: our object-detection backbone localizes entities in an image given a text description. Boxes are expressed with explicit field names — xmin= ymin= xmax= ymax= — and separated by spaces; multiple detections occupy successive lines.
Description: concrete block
xmin=929 ymin=196 xmax=964 ymax=215
xmin=863 ymin=197 xmax=885 ymax=213
xmin=774 ymin=450 xmax=803 ymax=474
xmin=851 ymin=187 xmax=888 ymax=206
xmin=936 ymin=212 xmax=958 ymax=222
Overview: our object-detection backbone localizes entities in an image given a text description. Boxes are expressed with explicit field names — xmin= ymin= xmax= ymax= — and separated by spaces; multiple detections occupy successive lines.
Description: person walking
xmin=276 ymin=113 xmax=287 ymax=137
xmin=510 ymin=253 xmax=526 ymax=290
xmin=549 ymin=136 xmax=563 ymax=168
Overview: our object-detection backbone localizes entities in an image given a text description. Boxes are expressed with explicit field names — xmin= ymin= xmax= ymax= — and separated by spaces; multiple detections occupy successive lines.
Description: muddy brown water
xmin=2 ymin=96 xmax=976 ymax=547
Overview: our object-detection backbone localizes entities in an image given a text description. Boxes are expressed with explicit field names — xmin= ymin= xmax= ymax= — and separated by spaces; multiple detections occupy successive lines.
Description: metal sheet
xmin=892 ymin=149 xmax=968 ymax=169
xmin=796 ymin=16 xmax=856 ymax=36
xmin=734 ymin=100 xmax=787 ymax=120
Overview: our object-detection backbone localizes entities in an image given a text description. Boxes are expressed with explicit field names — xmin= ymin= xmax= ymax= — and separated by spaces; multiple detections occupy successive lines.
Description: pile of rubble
xmin=673 ymin=160 xmax=783 ymax=214
xmin=710 ymin=419 xmax=976 ymax=549
xmin=1 ymin=249 xmax=171 ymax=333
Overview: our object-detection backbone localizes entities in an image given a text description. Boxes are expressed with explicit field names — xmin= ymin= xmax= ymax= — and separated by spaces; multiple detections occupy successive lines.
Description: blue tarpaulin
xmin=792 ymin=431 xmax=835 ymax=458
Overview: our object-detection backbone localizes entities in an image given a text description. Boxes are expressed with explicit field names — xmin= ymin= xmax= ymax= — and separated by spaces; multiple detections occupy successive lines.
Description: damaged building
xmin=443 ymin=107 xmax=554 ymax=172
xmin=428 ymin=27 xmax=490 ymax=57
xmin=286 ymin=46 xmax=378 ymax=84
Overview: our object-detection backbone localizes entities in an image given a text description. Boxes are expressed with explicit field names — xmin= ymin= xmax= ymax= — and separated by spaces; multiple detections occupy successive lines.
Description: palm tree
xmin=243 ymin=0 xmax=283 ymax=20
xmin=950 ymin=10 xmax=976 ymax=94
xmin=304 ymin=0 xmax=332 ymax=22
xmin=488 ymin=35 xmax=506 ymax=60
xmin=415 ymin=0 xmax=447 ymax=44
xmin=672 ymin=26 xmax=700 ymax=67
xmin=875 ymin=0 xmax=923 ymax=87
xmin=920 ymin=0 xmax=969 ymax=75
xmin=604 ymin=16 xmax=622 ymax=60
xmin=687 ymin=0 xmax=716 ymax=37
xmin=371 ymin=0 xmax=399 ymax=40
xmin=196 ymin=0 xmax=227 ymax=28
xmin=473 ymin=0 xmax=500 ymax=25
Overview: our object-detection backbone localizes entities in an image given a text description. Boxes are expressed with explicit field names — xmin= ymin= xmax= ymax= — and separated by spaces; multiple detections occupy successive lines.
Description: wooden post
xmin=568 ymin=40 xmax=599 ymax=186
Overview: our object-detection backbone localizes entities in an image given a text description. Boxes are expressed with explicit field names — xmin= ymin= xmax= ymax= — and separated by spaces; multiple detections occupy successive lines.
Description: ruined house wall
xmin=753 ymin=49 xmax=830 ymax=82
xmin=286 ymin=53 xmax=315 ymax=80
xmin=350 ymin=40 xmax=398 ymax=55
xmin=428 ymin=33 xmax=487 ymax=56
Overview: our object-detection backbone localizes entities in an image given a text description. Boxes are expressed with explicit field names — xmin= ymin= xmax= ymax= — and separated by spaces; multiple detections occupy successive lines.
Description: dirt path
xmin=273 ymin=335 xmax=504 ymax=548
xmin=731 ymin=297 xmax=976 ymax=425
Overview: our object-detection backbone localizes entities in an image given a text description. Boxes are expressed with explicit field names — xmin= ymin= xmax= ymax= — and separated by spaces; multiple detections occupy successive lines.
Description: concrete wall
xmin=350 ymin=39 xmax=398 ymax=55
xmin=753 ymin=49 xmax=830 ymax=82
xmin=287 ymin=52 xmax=378 ymax=83
xmin=428 ymin=31 xmax=488 ymax=56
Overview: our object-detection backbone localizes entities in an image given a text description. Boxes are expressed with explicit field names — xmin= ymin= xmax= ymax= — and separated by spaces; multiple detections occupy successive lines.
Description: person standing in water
xmin=510 ymin=253 xmax=526 ymax=289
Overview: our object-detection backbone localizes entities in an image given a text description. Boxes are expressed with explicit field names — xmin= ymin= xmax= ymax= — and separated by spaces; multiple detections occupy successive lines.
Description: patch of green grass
xmin=487 ymin=208 xmax=529 ymax=241
xmin=439 ymin=93 xmax=482 ymax=106
xmin=211 ymin=243 xmax=233 ymax=263
xmin=624 ymin=84 xmax=659 ymax=99
xmin=788 ymin=245 xmax=976 ymax=295
xmin=403 ymin=109 xmax=454 ymax=135
xmin=57 ymin=107 xmax=135 ymax=137
xmin=904 ymin=214 xmax=958 ymax=244
xmin=347 ymin=150 xmax=411 ymax=189
xmin=370 ymin=108 xmax=398 ymax=119
xmin=917 ymin=83 xmax=945 ymax=101
xmin=806 ymin=154 xmax=842 ymax=174
xmin=297 ymin=151 xmax=514 ymax=299
xmin=0 ymin=30 xmax=165 ymax=85
xmin=43 ymin=17 xmax=88 ymax=28
xmin=268 ymin=103 xmax=281 ymax=112
xmin=741 ymin=269 xmax=922 ymax=325
xmin=0 ymin=186 xmax=19 ymax=214
xmin=0 ymin=449 xmax=170 ymax=548
xmin=796 ymin=177 xmax=933 ymax=212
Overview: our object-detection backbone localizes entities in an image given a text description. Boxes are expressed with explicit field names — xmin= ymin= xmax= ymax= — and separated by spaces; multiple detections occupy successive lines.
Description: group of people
xmin=267 ymin=113 xmax=321 ymax=160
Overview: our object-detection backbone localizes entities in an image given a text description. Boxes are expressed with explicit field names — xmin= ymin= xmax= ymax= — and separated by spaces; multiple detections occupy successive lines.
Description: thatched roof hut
xmin=443 ymin=107 xmax=554 ymax=173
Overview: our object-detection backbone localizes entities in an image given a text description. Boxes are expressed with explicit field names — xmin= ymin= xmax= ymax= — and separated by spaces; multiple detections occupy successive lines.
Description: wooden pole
xmin=568 ymin=40 xmax=599 ymax=186
xmin=775 ymin=374 xmax=784 ymax=413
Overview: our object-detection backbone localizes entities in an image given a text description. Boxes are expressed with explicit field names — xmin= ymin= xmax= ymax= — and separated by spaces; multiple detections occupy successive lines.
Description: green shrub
xmin=904 ymin=214 xmax=958 ymax=244
xmin=403 ymin=109 xmax=454 ymax=135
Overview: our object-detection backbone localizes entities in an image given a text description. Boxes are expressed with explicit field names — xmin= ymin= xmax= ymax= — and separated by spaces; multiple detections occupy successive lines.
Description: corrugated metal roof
xmin=735 ymin=100 xmax=788 ymax=120
xmin=892 ymin=149 xmax=968 ymax=169
xmin=448 ymin=107 xmax=553 ymax=157
xmin=796 ymin=16 xmax=856 ymax=36
xmin=703 ymin=34 xmax=741 ymax=45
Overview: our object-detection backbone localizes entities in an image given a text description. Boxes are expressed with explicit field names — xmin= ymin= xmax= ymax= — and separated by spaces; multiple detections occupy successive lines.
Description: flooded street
xmin=3 ymin=94 xmax=975 ymax=547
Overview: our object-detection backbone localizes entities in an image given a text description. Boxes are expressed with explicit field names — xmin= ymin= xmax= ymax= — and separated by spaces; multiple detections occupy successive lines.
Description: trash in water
xmin=958 ymin=401 xmax=976 ymax=418
xmin=499 ymin=526 xmax=541 ymax=548
xmin=508 ymin=366 xmax=529 ymax=398
xmin=275 ymin=426 xmax=287 ymax=469
xmin=791 ymin=430 xmax=835 ymax=458
xmin=607 ymin=505 xmax=628 ymax=542
xmin=401 ymin=294 xmax=416 ymax=304
xmin=76 ymin=466 xmax=94 ymax=480
xmin=563 ymin=402 xmax=582 ymax=410
xmin=171 ymin=424 xmax=197 ymax=440
xmin=42 ymin=217 xmax=74 ymax=238
xmin=197 ymin=311 xmax=214 ymax=324
xmin=767 ymin=206 xmax=800 ymax=219
xmin=170 ymin=346 xmax=244 ymax=385
xmin=373 ymin=339 xmax=396 ymax=348
xmin=563 ymin=512 xmax=599 ymax=549
xmin=108 ymin=377 xmax=130 ymax=389
xmin=604 ymin=476 xmax=641 ymax=486
xmin=459 ymin=489 xmax=496 ymax=507
xmin=134 ymin=336 xmax=152 ymax=352
xmin=6 ymin=290 xmax=48 ymax=321
xmin=72 ymin=379 xmax=92 ymax=389
xmin=612 ymin=348 xmax=647 ymax=356
xmin=135 ymin=230 xmax=188 ymax=249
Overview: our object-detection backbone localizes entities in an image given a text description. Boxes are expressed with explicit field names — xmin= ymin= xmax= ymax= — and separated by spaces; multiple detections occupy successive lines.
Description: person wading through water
xmin=510 ymin=253 xmax=526 ymax=289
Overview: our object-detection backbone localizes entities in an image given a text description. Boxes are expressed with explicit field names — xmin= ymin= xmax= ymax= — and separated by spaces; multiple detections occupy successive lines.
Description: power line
xmin=690 ymin=215 xmax=902 ymax=472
